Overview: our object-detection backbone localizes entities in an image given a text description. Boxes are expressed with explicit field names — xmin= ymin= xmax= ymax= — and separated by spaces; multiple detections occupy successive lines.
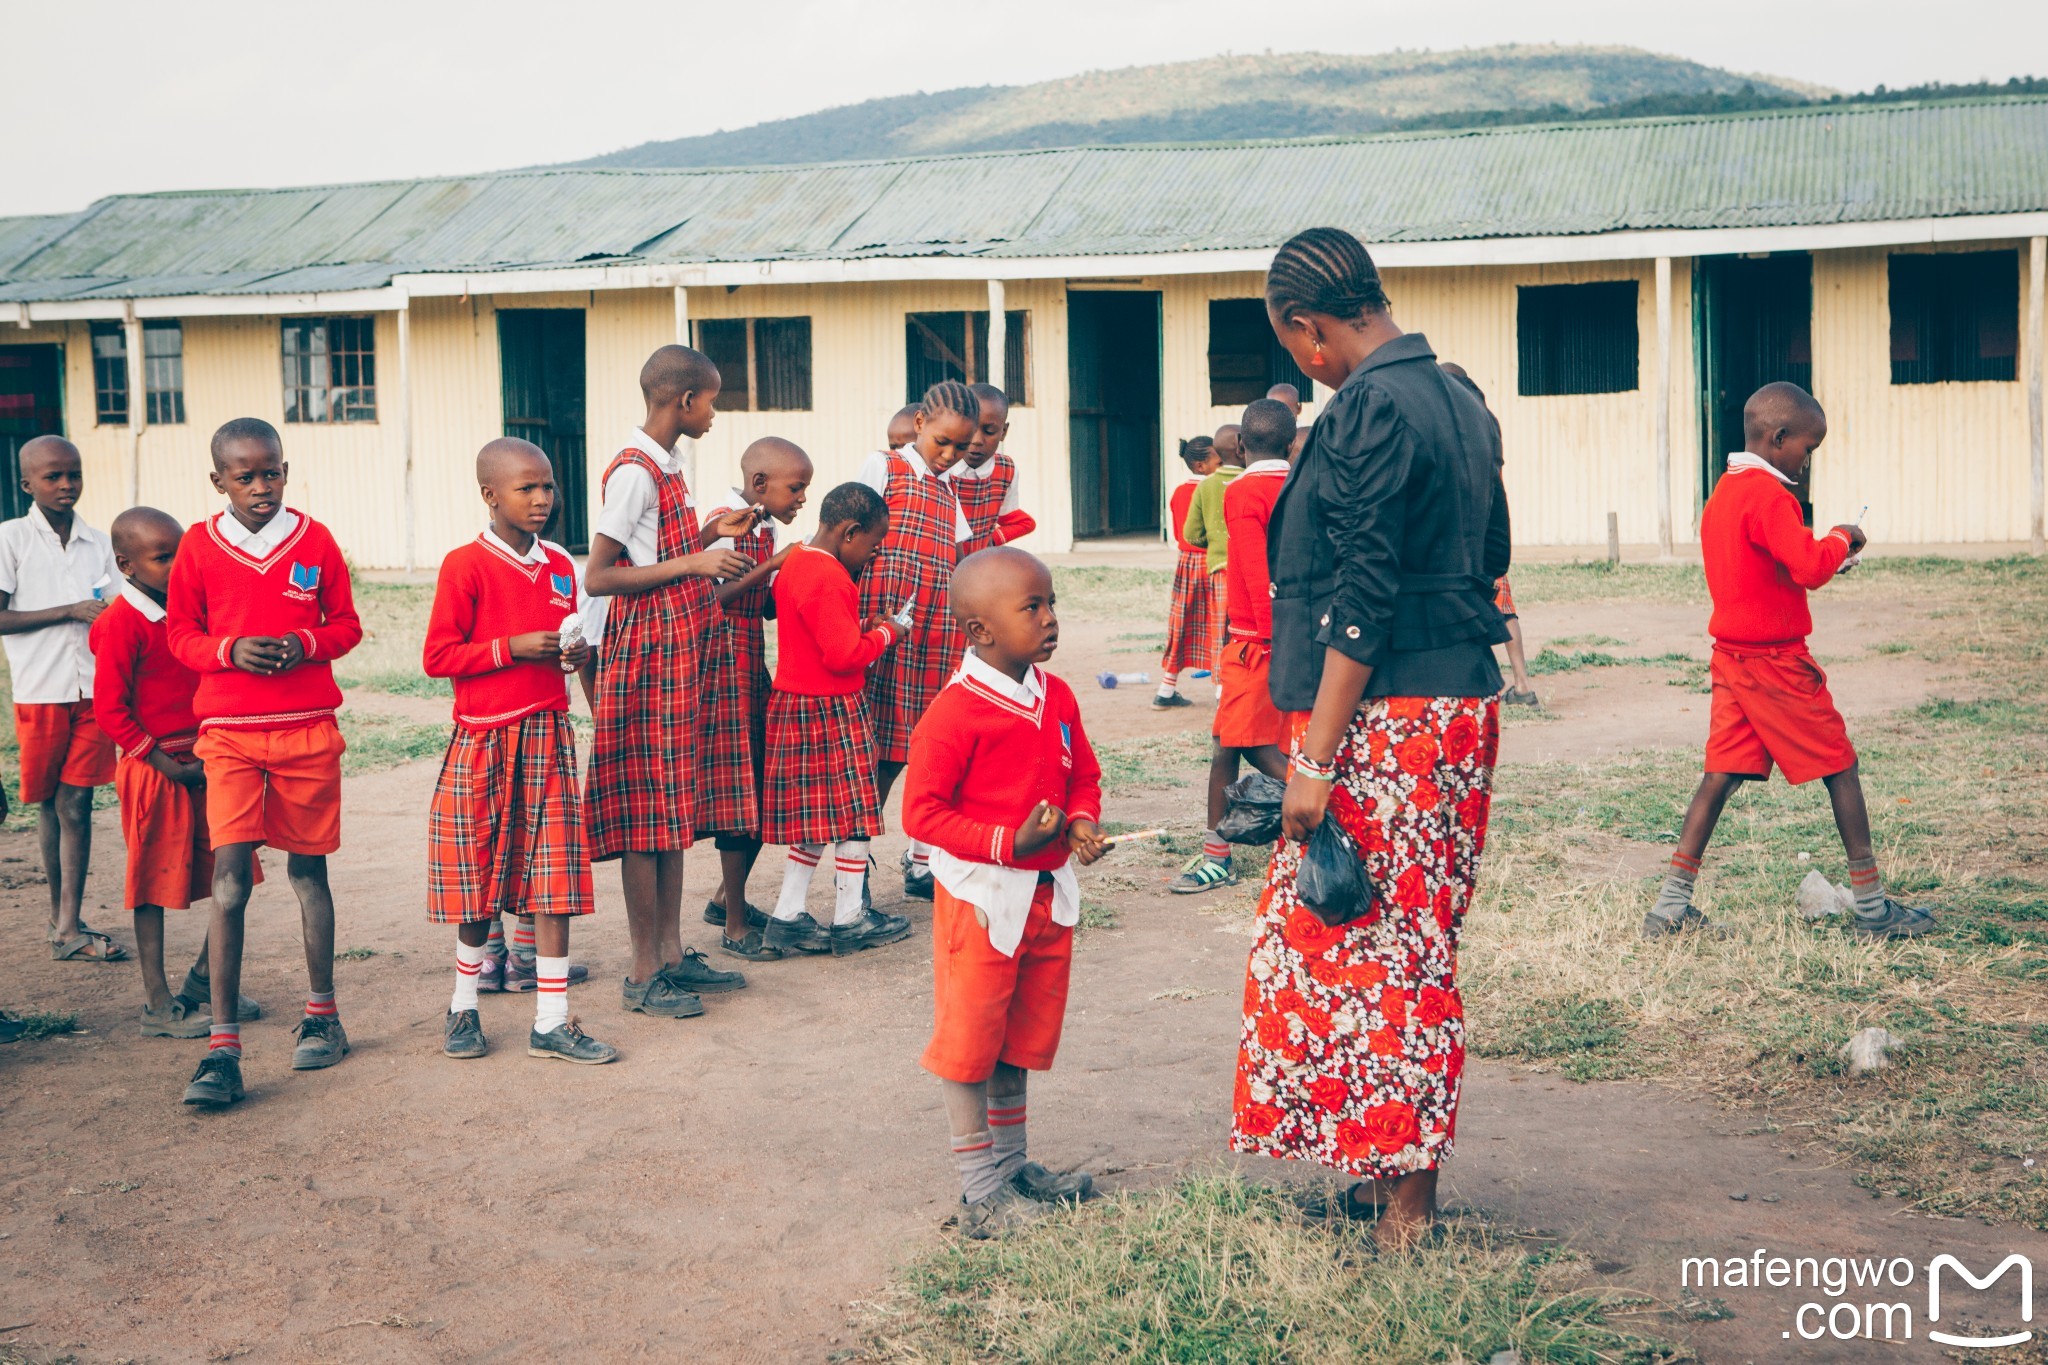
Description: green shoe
xmin=443 ymin=1008 xmax=487 ymax=1059
xmin=529 ymin=1020 xmax=619 ymax=1065
xmin=1169 ymin=855 xmax=1237 ymax=895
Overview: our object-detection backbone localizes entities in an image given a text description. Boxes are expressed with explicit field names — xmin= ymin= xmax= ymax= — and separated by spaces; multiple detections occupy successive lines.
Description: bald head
xmin=1213 ymin=423 xmax=1244 ymax=466
xmin=110 ymin=506 xmax=182 ymax=559
xmin=741 ymin=436 xmax=812 ymax=481
xmin=18 ymin=434 xmax=79 ymax=480
xmin=476 ymin=436 xmax=550 ymax=486
xmin=1742 ymin=382 xmax=1826 ymax=446
xmin=1265 ymin=383 xmax=1302 ymax=413
xmin=951 ymin=545 xmax=1051 ymax=623
xmin=640 ymin=345 xmax=721 ymax=406
xmin=887 ymin=405 xmax=920 ymax=449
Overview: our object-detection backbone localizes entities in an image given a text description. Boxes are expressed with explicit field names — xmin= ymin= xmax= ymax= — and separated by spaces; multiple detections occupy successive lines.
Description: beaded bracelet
xmin=1292 ymin=751 xmax=1339 ymax=783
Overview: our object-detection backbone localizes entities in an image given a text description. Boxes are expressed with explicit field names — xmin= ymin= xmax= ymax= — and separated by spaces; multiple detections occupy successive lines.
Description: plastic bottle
xmin=1096 ymin=671 xmax=1151 ymax=689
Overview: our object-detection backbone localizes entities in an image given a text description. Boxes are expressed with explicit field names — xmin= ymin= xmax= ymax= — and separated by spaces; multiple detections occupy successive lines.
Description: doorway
xmin=1695 ymin=254 xmax=1814 ymax=520
xmin=497 ymin=309 xmax=589 ymax=550
xmin=1067 ymin=290 xmax=1161 ymax=539
xmin=0 ymin=345 xmax=64 ymax=523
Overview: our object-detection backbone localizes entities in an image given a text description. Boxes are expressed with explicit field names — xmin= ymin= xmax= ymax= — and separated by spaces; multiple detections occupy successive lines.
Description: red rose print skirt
xmin=1229 ymin=695 xmax=1499 ymax=1179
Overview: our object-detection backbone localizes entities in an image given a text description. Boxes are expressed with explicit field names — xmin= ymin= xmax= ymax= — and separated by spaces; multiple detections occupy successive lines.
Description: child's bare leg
xmin=1243 ymin=743 xmax=1288 ymax=783
xmin=717 ymin=840 xmax=762 ymax=945
xmin=286 ymin=854 xmax=336 ymax=997
xmin=875 ymin=760 xmax=905 ymax=807
xmin=619 ymin=852 xmax=663 ymax=983
xmin=1646 ymin=772 xmax=1745 ymax=934
xmin=1376 ymin=1170 xmax=1440 ymax=1250
xmin=1823 ymin=762 xmax=1874 ymax=862
xmin=208 ymin=843 xmax=258 ymax=1031
xmin=656 ymin=849 xmax=686 ymax=967
xmin=1205 ymin=741 xmax=1239 ymax=830
xmin=37 ymin=798 xmax=61 ymax=929
xmin=45 ymin=783 xmax=95 ymax=941
xmin=1675 ymin=772 xmax=1744 ymax=862
xmin=134 ymin=905 xmax=171 ymax=1012
xmin=1504 ymin=618 xmax=1531 ymax=691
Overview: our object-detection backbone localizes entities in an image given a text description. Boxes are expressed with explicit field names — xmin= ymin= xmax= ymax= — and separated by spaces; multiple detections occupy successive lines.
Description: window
xmin=1206 ymin=298 xmax=1313 ymax=406
xmin=904 ymin=311 xmax=1029 ymax=406
xmin=1517 ymin=282 xmax=1640 ymax=396
xmin=281 ymin=316 xmax=377 ymax=423
xmin=690 ymin=316 xmax=814 ymax=412
xmin=143 ymin=321 xmax=185 ymax=424
xmin=90 ymin=322 xmax=127 ymax=425
xmin=1889 ymin=251 xmax=2018 ymax=385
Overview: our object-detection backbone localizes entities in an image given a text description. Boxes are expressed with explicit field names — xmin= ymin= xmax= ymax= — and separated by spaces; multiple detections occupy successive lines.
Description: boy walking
xmin=904 ymin=546 xmax=1112 ymax=1237
xmin=1646 ymin=383 xmax=1934 ymax=941
xmin=0 ymin=436 xmax=121 ymax=961
xmin=168 ymin=418 xmax=363 ymax=1106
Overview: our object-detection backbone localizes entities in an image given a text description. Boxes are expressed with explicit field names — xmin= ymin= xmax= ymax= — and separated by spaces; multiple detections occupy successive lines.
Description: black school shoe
xmin=702 ymin=900 xmax=770 ymax=930
xmin=444 ymin=1008 xmax=487 ymax=1059
xmin=859 ymin=907 xmax=913 ymax=946
xmin=529 ymin=1020 xmax=618 ymax=1065
xmin=1151 ymin=692 xmax=1194 ymax=710
xmin=763 ymin=913 xmax=831 ymax=955
xmin=718 ymin=930 xmax=784 ymax=962
xmin=829 ymin=912 xmax=912 ymax=955
xmin=661 ymin=948 xmax=747 ymax=994
xmin=902 ymin=862 xmax=935 ymax=901
xmin=290 ymin=1015 xmax=350 ymax=1070
xmin=182 ymin=1052 xmax=244 ymax=1106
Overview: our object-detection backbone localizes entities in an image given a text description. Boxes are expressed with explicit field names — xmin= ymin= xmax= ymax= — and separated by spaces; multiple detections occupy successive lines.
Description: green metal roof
xmin=3 ymin=96 xmax=2044 ymax=304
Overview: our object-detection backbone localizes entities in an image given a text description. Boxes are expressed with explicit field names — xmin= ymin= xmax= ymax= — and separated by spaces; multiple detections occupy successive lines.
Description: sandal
xmin=44 ymin=916 xmax=95 ymax=944
xmin=51 ymin=930 xmax=128 ymax=962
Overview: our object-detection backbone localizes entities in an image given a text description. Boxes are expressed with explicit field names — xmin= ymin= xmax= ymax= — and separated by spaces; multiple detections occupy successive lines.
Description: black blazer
xmin=1267 ymin=332 xmax=1511 ymax=711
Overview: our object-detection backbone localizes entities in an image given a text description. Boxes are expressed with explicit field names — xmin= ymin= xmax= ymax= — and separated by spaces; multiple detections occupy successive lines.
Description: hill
xmin=565 ymin=44 xmax=1826 ymax=169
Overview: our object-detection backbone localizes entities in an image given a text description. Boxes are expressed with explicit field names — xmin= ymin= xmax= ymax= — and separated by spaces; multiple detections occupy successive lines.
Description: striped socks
xmin=1651 ymin=851 xmax=1701 ymax=922
xmin=1157 ymin=671 xmax=1178 ymax=699
xmin=1848 ymin=857 xmax=1887 ymax=920
xmin=909 ymin=841 xmax=932 ymax=871
xmin=209 ymin=1021 xmax=242 ymax=1059
xmin=451 ymin=940 xmax=485 ymax=1012
xmin=534 ymin=956 xmax=569 ymax=1034
xmin=305 ymin=989 xmax=337 ymax=1020
xmin=1202 ymin=832 xmax=1231 ymax=866
xmin=485 ymin=918 xmax=505 ymax=955
xmin=989 ymin=1096 xmax=1027 ymax=1183
xmin=775 ymin=844 xmax=823 ymax=920
xmin=951 ymin=1128 xmax=1004 ymax=1204
xmin=833 ymin=839 xmax=871 ymax=926
xmin=510 ymin=916 xmax=536 ymax=963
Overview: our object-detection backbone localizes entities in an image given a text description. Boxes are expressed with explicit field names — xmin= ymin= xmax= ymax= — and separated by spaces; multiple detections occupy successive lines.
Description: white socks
xmin=834 ymin=839 xmax=871 ymax=926
xmin=775 ymin=844 xmax=824 ymax=920
xmin=451 ymin=939 xmax=485 ymax=1012
xmin=534 ymin=956 xmax=570 ymax=1034
xmin=1157 ymin=670 xmax=1178 ymax=699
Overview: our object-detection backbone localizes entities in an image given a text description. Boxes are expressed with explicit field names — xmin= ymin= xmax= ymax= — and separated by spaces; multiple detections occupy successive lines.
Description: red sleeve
xmin=803 ymin=571 xmax=890 ymax=674
xmin=90 ymin=611 xmax=156 ymax=759
xmin=421 ymin=556 xmax=507 ymax=679
xmin=296 ymin=530 xmax=362 ymax=662
xmin=990 ymin=509 xmax=1037 ymax=546
xmin=1752 ymin=489 xmax=1849 ymax=591
xmin=902 ymin=701 xmax=1016 ymax=865
xmin=1225 ymin=486 xmax=1272 ymax=630
xmin=1061 ymin=688 xmax=1103 ymax=828
xmin=166 ymin=533 xmax=236 ymax=674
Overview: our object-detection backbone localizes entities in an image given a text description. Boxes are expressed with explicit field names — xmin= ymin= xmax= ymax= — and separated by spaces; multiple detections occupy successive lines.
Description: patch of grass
xmin=334 ymin=947 xmax=378 ymax=962
xmin=1873 ymin=640 xmax=1912 ymax=655
xmin=1507 ymin=561 xmax=1705 ymax=605
xmin=1077 ymin=900 xmax=1121 ymax=934
xmin=1093 ymin=729 xmax=1209 ymax=794
xmin=1550 ymin=633 xmax=1629 ymax=647
xmin=347 ymin=582 xmax=436 ymax=677
xmin=1528 ymin=648 xmax=1696 ymax=676
xmin=336 ymin=713 xmax=449 ymax=774
xmin=1052 ymin=565 xmax=1173 ymax=623
xmin=9 ymin=1010 xmax=81 ymax=1040
xmin=865 ymin=1173 xmax=1682 ymax=1364
xmin=336 ymin=669 xmax=453 ymax=699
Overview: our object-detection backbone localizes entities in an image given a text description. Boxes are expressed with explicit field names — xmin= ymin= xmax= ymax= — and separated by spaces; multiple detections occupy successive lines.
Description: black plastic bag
xmin=1216 ymin=771 xmax=1286 ymax=845
xmin=1297 ymin=817 xmax=1372 ymax=927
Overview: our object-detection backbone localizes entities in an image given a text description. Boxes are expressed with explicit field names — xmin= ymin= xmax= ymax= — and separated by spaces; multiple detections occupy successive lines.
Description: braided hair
xmin=1178 ymin=435 xmax=1216 ymax=468
xmin=1265 ymin=227 xmax=1390 ymax=325
xmin=920 ymin=379 xmax=981 ymax=425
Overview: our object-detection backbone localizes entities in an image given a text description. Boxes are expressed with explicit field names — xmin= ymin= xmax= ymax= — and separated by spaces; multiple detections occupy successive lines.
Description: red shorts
xmin=920 ymin=879 xmax=1073 ymax=1084
xmin=15 ymin=701 xmax=116 ymax=803
xmin=1706 ymin=645 xmax=1856 ymax=785
xmin=194 ymin=719 xmax=346 ymax=855
xmin=115 ymin=744 xmax=261 ymax=909
xmin=1213 ymin=640 xmax=1285 ymax=749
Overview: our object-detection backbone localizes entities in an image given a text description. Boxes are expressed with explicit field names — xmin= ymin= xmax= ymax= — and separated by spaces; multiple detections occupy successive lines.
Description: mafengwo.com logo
xmin=1680 ymin=1248 xmax=2033 ymax=1347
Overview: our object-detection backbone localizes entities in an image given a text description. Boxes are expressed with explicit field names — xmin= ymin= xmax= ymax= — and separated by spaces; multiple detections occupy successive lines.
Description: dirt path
xmin=0 ymin=599 xmax=1988 ymax=1364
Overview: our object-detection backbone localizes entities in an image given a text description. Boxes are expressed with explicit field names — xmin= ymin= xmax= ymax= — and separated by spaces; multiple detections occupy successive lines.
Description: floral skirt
xmin=1229 ymin=695 xmax=1499 ymax=1179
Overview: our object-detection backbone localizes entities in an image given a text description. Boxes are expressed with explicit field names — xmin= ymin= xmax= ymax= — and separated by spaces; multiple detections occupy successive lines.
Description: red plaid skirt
xmin=760 ymin=691 xmax=883 ymax=845
xmin=1162 ymin=547 xmax=1216 ymax=674
xmin=697 ymin=617 xmax=769 ymax=838
xmin=954 ymin=453 xmax=1016 ymax=557
xmin=428 ymin=710 xmax=593 ymax=924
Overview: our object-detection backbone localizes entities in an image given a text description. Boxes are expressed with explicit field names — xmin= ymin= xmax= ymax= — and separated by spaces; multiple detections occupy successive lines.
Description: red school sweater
xmin=1700 ymin=466 xmax=1851 ymax=649
xmin=1168 ymin=478 xmax=1201 ymax=554
xmin=422 ymin=534 xmax=580 ymax=731
xmin=165 ymin=511 xmax=362 ymax=731
xmin=1222 ymin=461 xmax=1288 ymax=641
xmin=90 ymin=592 xmax=200 ymax=759
xmin=902 ymin=667 xmax=1102 ymax=872
xmin=771 ymin=544 xmax=893 ymax=697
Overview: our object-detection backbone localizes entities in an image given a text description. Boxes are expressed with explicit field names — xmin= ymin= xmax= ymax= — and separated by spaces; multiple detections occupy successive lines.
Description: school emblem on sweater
xmin=550 ymin=572 xmax=574 ymax=604
xmin=1060 ymin=720 xmax=1073 ymax=769
xmin=286 ymin=562 xmax=320 ymax=599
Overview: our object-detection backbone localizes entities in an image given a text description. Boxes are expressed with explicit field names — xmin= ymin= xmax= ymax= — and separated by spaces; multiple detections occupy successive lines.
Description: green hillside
xmin=566 ymin=45 xmax=1827 ymax=169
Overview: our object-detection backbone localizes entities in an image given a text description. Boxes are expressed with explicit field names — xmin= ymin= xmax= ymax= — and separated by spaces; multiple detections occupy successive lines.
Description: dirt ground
xmin=0 ymin=582 xmax=2006 ymax=1364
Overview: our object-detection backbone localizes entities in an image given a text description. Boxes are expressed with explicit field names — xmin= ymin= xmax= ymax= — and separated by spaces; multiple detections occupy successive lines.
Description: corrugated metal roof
xmin=3 ymin=97 xmax=2043 ymax=302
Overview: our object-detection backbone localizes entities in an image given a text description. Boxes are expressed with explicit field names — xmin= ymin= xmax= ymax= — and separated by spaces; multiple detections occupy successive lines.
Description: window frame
xmin=142 ymin=320 xmax=185 ymax=425
xmin=89 ymin=321 xmax=128 ymax=426
xmin=688 ymin=315 xmax=814 ymax=412
xmin=281 ymin=315 xmax=378 ymax=424
xmin=903 ymin=309 xmax=1030 ymax=406
xmin=1887 ymin=250 xmax=2020 ymax=386
xmin=1205 ymin=298 xmax=1313 ymax=407
xmin=1516 ymin=281 xmax=1641 ymax=397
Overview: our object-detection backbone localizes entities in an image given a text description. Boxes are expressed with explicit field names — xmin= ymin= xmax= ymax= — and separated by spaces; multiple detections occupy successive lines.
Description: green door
xmin=1067 ymin=291 xmax=1162 ymax=539
xmin=498 ymin=310 xmax=589 ymax=550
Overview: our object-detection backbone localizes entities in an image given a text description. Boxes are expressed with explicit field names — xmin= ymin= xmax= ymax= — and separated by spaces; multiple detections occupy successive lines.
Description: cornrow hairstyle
xmin=1178 ymin=435 xmax=1217 ymax=467
xmin=211 ymin=416 xmax=282 ymax=466
xmin=818 ymin=480 xmax=888 ymax=533
xmin=1265 ymin=227 xmax=1390 ymax=325
xmin=920 ymin=379 xmax=981 ymax=424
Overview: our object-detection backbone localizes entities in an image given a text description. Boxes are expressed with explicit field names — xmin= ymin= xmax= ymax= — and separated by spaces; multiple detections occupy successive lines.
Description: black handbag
xmin=1297 ymin=816 xmax=1373 ymax=927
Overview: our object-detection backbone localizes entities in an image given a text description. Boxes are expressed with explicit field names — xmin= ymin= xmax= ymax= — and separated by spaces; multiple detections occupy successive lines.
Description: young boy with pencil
xmin=1155 ymin=435 xmax=1221 ymax=710
xmin=904 ymin=545 xmax=1111 ymax=1237
xmin=584 ymin=345 xmax=760 ymax=1018
xmin=950 ymin=382 xmax=1037 ymax=556
xmin=424 ymin=438 xmax=615 ymax=1064
xmin=1646 ymin=382 xmax=1934 ymax=941
xmin=168 ymin=417 xmax=362 ymax=1107
xmin=0 ymin=436 xmax=121 ymax=962
xmin=698 ymin=437 xmax=811 ymax=961
xmin=94 ymin=507 xmax=263 ymax=1036
xmin=759 ymin=482 xmax=911 ymax=955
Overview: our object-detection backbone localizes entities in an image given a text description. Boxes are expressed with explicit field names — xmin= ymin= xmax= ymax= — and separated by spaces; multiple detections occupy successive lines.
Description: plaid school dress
xmin=1162 ymin=546 xmax=1216 ymax=674
xmin=428 ymin=711 xmax=592 ymax=922
xmin=585 ymin=450 xmax=716 ymax=859
xmin=759 ymin=690 xmax=884 ymax=845
xmin=860 ymin=450 xmax=966 ymax=765
xmin=954 ymin=453 xmax=1016 ymax=556
xmin=697 ymin=513 xmax=775 ymax=839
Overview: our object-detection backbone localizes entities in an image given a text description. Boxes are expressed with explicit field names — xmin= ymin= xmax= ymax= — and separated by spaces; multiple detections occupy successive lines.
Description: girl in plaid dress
xmin=1157 ymin=437 xmax=1222 ymax=709
xmin=697 ymin=438 xmax=812 ymax=962
xmin=423 ymin=439 xmax=615 ymax=1065
xmin=584 ymin=346 xmax=760 ymax=1020
xmin=950 ymin=382 xmax=1037 ymax=556
xmin=858 ymin=381 xmax=979 ymax=900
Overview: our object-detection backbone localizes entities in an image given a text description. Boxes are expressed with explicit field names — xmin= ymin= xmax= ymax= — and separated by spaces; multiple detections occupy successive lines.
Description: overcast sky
xmin=4 ymin=0 xmax=2042 ymax=218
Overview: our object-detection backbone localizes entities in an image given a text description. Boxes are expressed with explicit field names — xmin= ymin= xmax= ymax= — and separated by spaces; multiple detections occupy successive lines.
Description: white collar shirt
xmin=0 ymin=506 xmax=118 ymax=702
xmin=214 ymin=505 xmax=301 ymax=557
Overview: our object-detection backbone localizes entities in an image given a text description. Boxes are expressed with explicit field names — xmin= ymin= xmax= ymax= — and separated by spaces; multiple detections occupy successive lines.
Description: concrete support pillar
xmin=673 ymin=284 xmax=696 ymax=489
xmin=398 ymin=296 xmax=416 ymax=573
xmin=986 ymin=279 xmax=1006 ymax=393
xmin=123 ymin=305 xmax=144 ymax=507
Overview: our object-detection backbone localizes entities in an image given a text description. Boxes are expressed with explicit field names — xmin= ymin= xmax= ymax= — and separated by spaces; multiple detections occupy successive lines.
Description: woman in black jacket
xmin=1227 ymin=227 xmax=1511 ymax=1248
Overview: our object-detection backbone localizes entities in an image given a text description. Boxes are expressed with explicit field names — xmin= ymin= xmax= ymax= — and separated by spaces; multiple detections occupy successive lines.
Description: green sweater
xmin=1181 ymin=465 xmax=1244 ymax=574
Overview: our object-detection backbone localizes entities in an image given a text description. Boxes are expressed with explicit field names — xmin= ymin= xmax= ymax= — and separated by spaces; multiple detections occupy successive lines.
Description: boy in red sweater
xmin=1647 ymin=383 xmax=1933 ymax=942
xmin=1174 ymin=400 xmax=1293 ymax=896
xmin=903 ymin=546 xmax=1111 ymax=1238
xmin=950 ymin=382 xmax=1037 ymax=556
xmin=1155 ymin=436 xmax=1220 ymax=710
xmin=168 ymin=418 xmax=363 ymax=1107
xmin=759 ymin=482 xmax=911 ymax=955
xmin=424 ymin=439 xmax=615 ymax=1064
xmin=93 ymin=507 xmax=262 ymax=1037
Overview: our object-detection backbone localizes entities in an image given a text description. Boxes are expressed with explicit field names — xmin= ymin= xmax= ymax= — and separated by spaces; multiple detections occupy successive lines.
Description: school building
xmin=1 ymin=95 xmax=2044 ymax=565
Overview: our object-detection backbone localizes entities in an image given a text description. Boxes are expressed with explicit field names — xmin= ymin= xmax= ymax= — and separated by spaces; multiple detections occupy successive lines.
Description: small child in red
xmin=1155 ymin=436 xmax=1221 ymax=710
xmin=950 ymin=382 xmax=1037 ymax=556
xmin=760 ymin=482 xmax=911 ymax=955
xmin=424 ymin=439 xmax=614 ymax=1065
xmin=903 ymin=546 xmax=1112 ymax=1238
xmin=1647 ymin=382 xmax=1933 ymax=942
xmin=93 ymin=507 xmax=262 ymax=1037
